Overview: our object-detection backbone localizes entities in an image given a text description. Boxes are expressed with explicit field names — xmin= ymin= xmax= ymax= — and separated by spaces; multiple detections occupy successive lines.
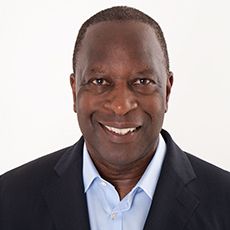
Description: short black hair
xmin=72 ymin=6 xmax=169 ymax=73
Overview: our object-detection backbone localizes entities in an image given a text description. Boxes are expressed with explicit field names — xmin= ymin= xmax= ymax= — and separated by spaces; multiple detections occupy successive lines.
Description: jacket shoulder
xmin=187 ymin=152 xmax=230 ymax=184
xmin=0 ymin=145 xmax=74 ymax=194
xmin=186 ymin=152 xmax=230 ymax=209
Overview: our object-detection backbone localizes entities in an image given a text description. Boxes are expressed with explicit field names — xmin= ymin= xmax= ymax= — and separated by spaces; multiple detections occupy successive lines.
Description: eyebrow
xmin=89 ymin=65 xmax=155 ymax=73
xmin=136 ymin=66 xmax=155 ymax=75
xmin=89 ymin=66 xmax=106 ymax=74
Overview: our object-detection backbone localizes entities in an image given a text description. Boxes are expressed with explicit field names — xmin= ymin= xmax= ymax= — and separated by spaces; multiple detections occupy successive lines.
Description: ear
xmin=165 ymin=71 xmax=173 ymax=113
xmin=70 ymin=73 xmax=77 ymax=113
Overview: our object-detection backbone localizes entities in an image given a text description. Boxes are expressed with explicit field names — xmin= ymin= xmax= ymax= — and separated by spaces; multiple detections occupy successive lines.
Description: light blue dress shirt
xmin=83 ymin=134 xmax=166 ymax=230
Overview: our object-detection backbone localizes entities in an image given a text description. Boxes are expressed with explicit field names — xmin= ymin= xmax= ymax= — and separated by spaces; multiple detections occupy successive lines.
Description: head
xmin=72 ymin=6 xmax=170 ymax=74
xmin=70 ymin=6 xmax=173 ymax=169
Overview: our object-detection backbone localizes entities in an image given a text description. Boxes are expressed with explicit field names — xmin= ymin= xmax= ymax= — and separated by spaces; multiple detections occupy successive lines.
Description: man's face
xmin=71 ymin=21 xmax=173 ymax=167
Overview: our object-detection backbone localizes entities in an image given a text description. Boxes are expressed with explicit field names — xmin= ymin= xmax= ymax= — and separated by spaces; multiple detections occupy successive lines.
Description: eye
xmin=91 ymin=78 xmax=110 ymax=86
xmin=130 ymin=77 xmax=157 ymax=95
xmin=133 ymin=78 xmax=152 ymax=85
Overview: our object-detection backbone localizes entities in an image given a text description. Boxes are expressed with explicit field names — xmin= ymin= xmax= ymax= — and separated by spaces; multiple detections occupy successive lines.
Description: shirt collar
xmin=83 ymin=134 xmax=166 ymax=199
xmin=83 ymin=143 xmax=100 ymax=192
xmin=136 ymin=134 xmax=166 ymax=199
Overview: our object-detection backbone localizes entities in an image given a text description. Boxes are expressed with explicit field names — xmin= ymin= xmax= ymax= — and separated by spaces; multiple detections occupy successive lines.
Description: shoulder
xmin=183 ymin=153 xmax=230 ymax=227
xmin=161 ymin=129 xmax=230 ymax=203
xmin=0 ymin=139 xmax=85 ymax=228
xmin=161 ymin=129 xmax=230 ymax=187
xmin=186 ymin=152 xmax=230 ymax=191
xmin=0 ymin=145 xmax=74 ymax=194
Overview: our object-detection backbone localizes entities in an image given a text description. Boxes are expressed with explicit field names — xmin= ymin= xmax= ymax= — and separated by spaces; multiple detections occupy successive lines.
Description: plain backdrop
xmin=1 ymin=0 xmax=230 ymax=174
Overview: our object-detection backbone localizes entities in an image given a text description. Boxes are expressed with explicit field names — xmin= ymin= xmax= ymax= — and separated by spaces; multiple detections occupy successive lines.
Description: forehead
xmin=77 ymin=21 xmax=165 ymax=74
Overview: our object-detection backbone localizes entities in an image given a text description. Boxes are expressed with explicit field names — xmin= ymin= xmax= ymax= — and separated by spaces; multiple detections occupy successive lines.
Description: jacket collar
xmin=144 ymin=130 xmax=199 ymax=230
xmin=42 ymin=137 xmax=91 ymax=230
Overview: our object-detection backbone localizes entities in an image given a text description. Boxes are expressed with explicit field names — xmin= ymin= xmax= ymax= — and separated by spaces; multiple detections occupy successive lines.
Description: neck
xmin=92 ymin=153 xmax=154 ymax=200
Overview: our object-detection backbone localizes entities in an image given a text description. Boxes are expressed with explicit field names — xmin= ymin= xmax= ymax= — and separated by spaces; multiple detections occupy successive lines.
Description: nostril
xmin=103 ymin=88 xmax=138 ymax=115
xmin=104 ymin=100 xmax=138 ymax=116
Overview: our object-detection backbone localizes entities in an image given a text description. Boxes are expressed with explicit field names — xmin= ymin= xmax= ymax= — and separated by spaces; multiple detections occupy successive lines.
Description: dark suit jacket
xmin=1 ymin=130 xmax=230 ymax=230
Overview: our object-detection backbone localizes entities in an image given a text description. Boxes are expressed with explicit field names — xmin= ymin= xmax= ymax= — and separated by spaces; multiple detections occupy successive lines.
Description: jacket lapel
xmin=144 ymin=130 xmax=200 ymax=230
xmin=42 ymin=138 xmax=90 ymax=230
xmin=41 ymin=130 xmax=200 ymax=230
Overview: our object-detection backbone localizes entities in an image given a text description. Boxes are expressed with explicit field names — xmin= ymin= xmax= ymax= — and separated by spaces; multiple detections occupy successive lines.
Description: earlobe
xmin=70 ymin=73 xmax=77 ymax=113
xmin=165 ymin=71 xmax=174 ymax=113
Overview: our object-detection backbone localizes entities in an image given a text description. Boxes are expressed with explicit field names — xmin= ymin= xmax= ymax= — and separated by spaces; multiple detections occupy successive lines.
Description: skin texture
xmin=70 ymin=21 xmax=173 ymax=199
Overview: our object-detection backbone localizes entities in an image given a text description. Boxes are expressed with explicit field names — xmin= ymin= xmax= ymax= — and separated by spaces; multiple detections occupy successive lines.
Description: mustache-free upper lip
xmin=99 ymin=121 xmax=142 ymax=129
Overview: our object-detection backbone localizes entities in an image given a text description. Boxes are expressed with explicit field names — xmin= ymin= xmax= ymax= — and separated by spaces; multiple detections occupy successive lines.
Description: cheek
xmin=77 ymin=87 xmax=105 ymax=106
xmin=140 ymin=94 xmax=166 ymax=128
xmin=76 ymin=91 xmax=103 ymax=131
xmin=76 ymin=92 xmax=91 ymax=129
xmin=76 ymin=90 xmax=95 ymax=114
xmin=141 ymin=93 xmax=166 ymax=113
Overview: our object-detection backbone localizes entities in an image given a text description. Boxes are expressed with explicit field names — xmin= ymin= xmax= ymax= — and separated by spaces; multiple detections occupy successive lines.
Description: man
xmin=1 ymin=6 xmax=230 ymax=230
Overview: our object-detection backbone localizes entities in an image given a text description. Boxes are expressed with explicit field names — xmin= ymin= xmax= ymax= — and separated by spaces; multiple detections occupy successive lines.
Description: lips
xmin=99 ymin=122 xmax=141 ymax=136
xmin=104 ymin=125 xmax=137 ymax=135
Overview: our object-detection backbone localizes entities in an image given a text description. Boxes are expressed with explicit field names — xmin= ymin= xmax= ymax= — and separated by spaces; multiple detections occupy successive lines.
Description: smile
xmin=103 ymin=125 xmax=138 ymax=135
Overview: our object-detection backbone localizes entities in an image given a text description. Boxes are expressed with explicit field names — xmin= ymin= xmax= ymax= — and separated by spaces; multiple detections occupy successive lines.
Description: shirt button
xmin=111 ymin=212 xmax=117 ymax=220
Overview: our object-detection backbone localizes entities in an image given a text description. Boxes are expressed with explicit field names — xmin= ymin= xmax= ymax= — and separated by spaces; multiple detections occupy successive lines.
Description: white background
xmin=1 ymin=0 xmax=230 ymax=174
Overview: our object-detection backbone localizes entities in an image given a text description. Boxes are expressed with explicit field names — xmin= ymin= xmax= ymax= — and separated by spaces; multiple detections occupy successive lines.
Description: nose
xmin=104 ymin=84 xmax=138 ymax=116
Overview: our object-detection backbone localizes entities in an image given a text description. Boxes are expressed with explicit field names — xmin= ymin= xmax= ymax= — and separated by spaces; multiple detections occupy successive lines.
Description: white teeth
xmin=104 ymin=125 xmax=137 ymax=135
